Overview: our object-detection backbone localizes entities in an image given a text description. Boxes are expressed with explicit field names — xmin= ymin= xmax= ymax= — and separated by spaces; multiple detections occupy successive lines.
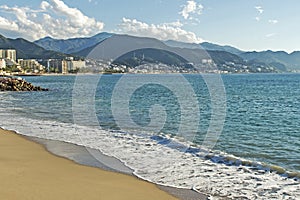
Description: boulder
xmin=0 ymin=77 xmax=49 ymax=91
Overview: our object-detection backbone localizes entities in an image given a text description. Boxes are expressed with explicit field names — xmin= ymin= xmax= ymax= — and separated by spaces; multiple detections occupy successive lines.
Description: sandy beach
xmin=0 ymin=129 xmax=178 ymax=200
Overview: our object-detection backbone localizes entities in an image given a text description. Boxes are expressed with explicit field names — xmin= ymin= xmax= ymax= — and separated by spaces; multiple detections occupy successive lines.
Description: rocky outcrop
xmin=0 ymin=77 xmax=48 ymax=91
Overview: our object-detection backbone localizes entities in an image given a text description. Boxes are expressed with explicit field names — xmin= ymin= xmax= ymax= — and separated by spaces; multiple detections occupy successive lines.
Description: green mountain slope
xmin=0 ymin=34 xmax=69 ymax=59
xmin=240 ymin=50 xmax=300 ymax=71
xmin=164 ymin=40 xmax=244 ymax=55
xmin=71 ymin=34 xmax=275 ymax=73
xmin=34 ymin=32 xmax=113 ymax=54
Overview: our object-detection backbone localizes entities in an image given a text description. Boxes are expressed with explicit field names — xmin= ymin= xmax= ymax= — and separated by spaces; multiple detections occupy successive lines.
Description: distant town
xmin=0 ymin=49 xmax=86 ymax=75
xmin=0 ymin=48 xmax=278 ymax=76
xmin=0 ymin=48 xmax=200 ymax=75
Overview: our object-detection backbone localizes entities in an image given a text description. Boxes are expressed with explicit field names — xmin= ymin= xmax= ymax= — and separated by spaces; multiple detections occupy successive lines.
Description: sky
xmin=0 ymin=0 xmax=299 ymax=53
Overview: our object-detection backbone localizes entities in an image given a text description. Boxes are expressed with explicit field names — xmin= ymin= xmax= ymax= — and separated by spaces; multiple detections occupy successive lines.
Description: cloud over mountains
xmin=0 ymin=0 xmax=104 ymax=40
xmin=0 ymin=0 xmax=203 ymax=44
xmin=118 ymin=18 xmax=203 ymax=44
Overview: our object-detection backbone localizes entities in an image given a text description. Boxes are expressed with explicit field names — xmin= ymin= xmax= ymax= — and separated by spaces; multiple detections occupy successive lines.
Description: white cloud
xmin=0 ymin=16 xmax=19 ymax=31
xmin=0 ymin=5 xmax=47 ymax=39
xmin=255 ymin=6 xmax=264 ymax=14
xmin=118 ymin=18 xmax=203 ymax=43
xmin=40 ymin=1 xmax=50 ymax=10
xmin=45 ymin=0 xmax=103 ymax=28
xmin=266 ymin=33 xmax=276 ymax=38
xmin=180 ymin=0 xmax=203 ymax=20
xmin=254 ymin=6 xmax=264 ymax=22
xmin=0 ymin=0 xmax=104 ymax=40
xmin=163 ymin=20 xmax=183 ymax=28
xmin=268 ymin=19 xmax=278 ymax=24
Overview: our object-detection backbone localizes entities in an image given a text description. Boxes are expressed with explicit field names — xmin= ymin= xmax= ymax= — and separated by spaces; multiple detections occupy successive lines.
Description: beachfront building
xmin=46 ymin=59 xmax=63 ymax=73
xmin=72 ymin=60 xmax=86 ymax=70
xmin=0 ymin=49 xmax=17 ymax=62
xmin=0 ymin=59 xmax=6 ymax=69
xmin=18 ymin=59 xmax=45 ymax=73
xmin=46 ymin=58 xmax=86 ymax=73
xmin=62 ymin=60 xmax=86 ymax=73
xmin=61 ymin=60 xmax=69 ymax=74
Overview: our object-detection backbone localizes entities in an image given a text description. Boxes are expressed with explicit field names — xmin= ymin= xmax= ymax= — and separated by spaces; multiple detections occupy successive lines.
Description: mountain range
xmin=1 ymin=32 xmax=299 ymax=72
xmin=164 ymin=40 xmax=244 ymax=55
xmin=68 ymin=34 xmax=256 ymax=72
xmin=34 ymin=32 xmax=112 ymax=54
xmin=0 ymin=34 xmax=69 ymax=59
xmin=33 ymin=33 xmax=300 ymax=72
xmin=240 ymin=50 xmax=300 ymax=71
xmin=164 ymin=40 xmax=300 ymax=71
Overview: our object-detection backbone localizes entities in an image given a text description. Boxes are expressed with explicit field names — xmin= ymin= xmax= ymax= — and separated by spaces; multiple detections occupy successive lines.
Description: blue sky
xmin=0 ymin=0 xmax=299 ymax=52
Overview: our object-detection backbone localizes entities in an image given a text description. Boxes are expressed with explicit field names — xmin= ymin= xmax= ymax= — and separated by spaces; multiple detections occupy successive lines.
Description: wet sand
xmin=27 ymin=135 xmax=208 ymax=200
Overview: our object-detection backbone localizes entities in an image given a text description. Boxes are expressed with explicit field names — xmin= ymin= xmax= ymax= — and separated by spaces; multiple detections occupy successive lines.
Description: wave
xmin=0 ymin=114 xmax=299 ymax=199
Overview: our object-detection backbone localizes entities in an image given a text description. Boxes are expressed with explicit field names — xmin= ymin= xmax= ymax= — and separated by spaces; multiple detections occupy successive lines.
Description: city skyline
xmin=0 ymin=0 xmax=299 ymax=53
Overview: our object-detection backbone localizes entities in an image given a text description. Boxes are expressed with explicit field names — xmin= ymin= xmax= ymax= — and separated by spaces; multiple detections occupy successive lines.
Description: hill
xmin=73 ymin=34 xmax=276 ymax=73
xmin=240 ymin=50 xmax=300 ymax=71
xmin=34 ymin=32 xmax=113 ymax=54
xmin=35 ymin=33 xmax=244 ymax=56
xmin=200 ymin=42 xmax=244 ymax=55
xmin=164 ymin=40 xmax=244 ymax=55
xmin=33 ymin=32 xmax=296 ymax=72
xmin=0 ymin=32 xmax=283 ymax=73
xmin=73 ymin=34 xmax=241 ymax=65
xmin=113 ymin=48 xmax=188 ymax=67
xmin=165 ymin=40 xmax=300 ymax=71
xmin=0 ymin=34 xmax=69 ymax=59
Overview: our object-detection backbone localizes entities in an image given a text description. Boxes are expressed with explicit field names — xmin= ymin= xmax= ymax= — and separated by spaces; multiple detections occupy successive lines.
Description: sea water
xmin=0 ymin=73 xmax=299 ymax=199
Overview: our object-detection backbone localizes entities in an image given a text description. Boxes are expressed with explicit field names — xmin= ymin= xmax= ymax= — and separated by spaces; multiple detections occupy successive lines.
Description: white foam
xmin=1 ymin=115 xmax=299 ymax=199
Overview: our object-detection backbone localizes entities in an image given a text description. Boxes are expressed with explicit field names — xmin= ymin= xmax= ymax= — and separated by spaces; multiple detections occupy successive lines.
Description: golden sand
xmin=0 ymin=129 xmax=178 ymax=200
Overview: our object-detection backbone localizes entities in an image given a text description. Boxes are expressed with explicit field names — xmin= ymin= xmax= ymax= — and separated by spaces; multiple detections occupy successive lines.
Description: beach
xmin=1 ymin=74 xmax=299 ymax=199
xmin=0 ymin=129 xmax=178 ymax=200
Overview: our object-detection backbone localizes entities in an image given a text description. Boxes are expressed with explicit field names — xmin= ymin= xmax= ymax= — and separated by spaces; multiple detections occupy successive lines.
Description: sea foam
xmin=0 ymin=113 xmax=299 ymax=200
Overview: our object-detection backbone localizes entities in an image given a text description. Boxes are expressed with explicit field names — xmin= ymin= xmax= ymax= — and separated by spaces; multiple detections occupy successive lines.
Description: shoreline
xmin=0 ymin=128 xmax=208 ymax=200
xmin=10 ymin=72 xmax=291 ymax=77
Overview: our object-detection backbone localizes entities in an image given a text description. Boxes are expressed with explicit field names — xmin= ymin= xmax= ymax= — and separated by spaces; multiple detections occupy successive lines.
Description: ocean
xmin=0 ymin=73 xmax=299 ymax=199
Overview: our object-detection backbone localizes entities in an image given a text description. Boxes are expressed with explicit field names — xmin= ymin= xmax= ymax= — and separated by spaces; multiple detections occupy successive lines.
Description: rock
xmin=0 ymin=77 xmax=49 ymax=91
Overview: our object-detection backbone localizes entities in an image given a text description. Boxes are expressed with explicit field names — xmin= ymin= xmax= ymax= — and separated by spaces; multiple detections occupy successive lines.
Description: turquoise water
xmin=221 ymin=74 xmax=300 ymax=172
xmin=2 ymin=73 xmax=300 ymax=173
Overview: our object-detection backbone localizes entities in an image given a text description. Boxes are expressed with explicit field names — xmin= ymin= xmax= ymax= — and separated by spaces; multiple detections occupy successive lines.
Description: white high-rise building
xmin=0 ymin=49 xmax=17 ymax=62
xmin=0 ymin=59 xmax=6 ymax=69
